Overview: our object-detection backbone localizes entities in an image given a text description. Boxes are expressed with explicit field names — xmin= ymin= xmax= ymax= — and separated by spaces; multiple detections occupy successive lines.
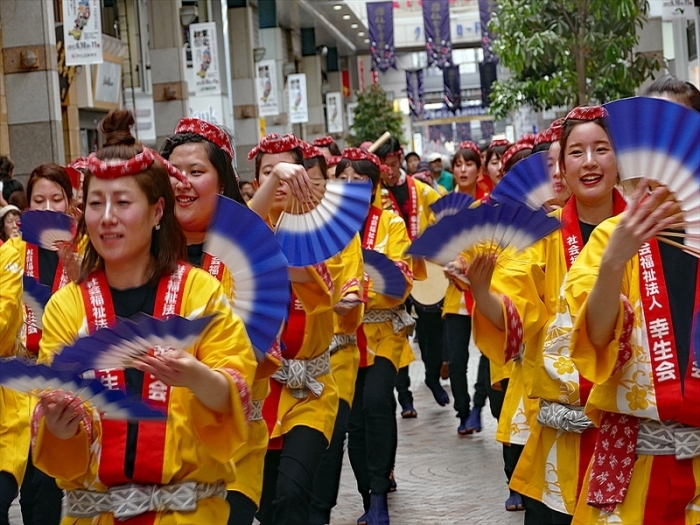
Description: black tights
xmin=0 ymin=471 xmax=17 ymax=525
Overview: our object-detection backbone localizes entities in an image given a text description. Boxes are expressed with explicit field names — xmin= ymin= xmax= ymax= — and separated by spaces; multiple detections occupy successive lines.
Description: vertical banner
xmin=481 ymin=120 xmax=495 ymax=141
xmin=347 ymin=102 xmax=358 ymax=129
xmin=342 ymin=70 xmax=351 ymax=98
xmin=443 ymin=65 xmax=461 ymax=113
xmin=190 ymin=22 xmax=221 ymax=95
xmin=429 ymin=124 xmax=453 ymax=142
xmin=326 ymin=92 xmax=344 ymax=133
xmin=406 ymin=69 xmax=425 ymax=120
xmin=423 ymin=0 xmax=452 ymax=69
xmin=478 ymin=0 xmax=498 ymax=63
xmin=367 ymin=2 xmax=397 ymax=73
xmin=457 ymin=122 xmax=472 ymax=142
xmin=256 ymin=59 xmax=280 ymax=117
xmin=63 ymin=0 xmax=103 ymax=65
xmin=287 ymin=74 xmax=308 ymax=123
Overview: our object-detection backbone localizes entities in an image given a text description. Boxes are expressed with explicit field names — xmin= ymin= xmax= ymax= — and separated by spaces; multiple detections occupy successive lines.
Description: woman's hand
xmin=57 ymin=242 xmax=81 ymax=282
xmin=39 ymin=391 xmax=84 ymax=440
xmin=443 ymin=260 xmax=468 ymax=285
xmin=271 ymin=162 xmax=315 ymax=204
xmin=334 ymin=292 xmax=362 ymax=315
xmin=467 ymin=254 xmax=497 ymax=302
xmin=134 ymin=348 xmax=208 ymax=389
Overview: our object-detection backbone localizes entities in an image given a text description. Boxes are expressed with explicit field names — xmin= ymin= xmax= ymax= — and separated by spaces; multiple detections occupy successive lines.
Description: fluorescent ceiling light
xmin=343 ymin=14 xmax=351 ymax=20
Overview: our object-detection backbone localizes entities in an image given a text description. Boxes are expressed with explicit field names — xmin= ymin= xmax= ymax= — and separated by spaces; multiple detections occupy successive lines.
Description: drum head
xmin=410 ymin=261 xmax=449 ymax=307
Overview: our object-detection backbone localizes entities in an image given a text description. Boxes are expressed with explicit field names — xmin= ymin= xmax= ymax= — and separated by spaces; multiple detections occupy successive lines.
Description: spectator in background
xmin=412 ymin=161 xmax=448 ymax=196
xmin=0 ymin=204 xmax=20 ymax=242
xmin=0 ymin=156 xmax=23 ymax=207
xmin=427 ymin=152 xmax=454 ymax=192
xmin=404 ymin=151 xmax=420 ymax=175
xmin=239 ymin=180 xmax=256 ymax=203
xmin=8 ymin=191 xmax=28 ymax=211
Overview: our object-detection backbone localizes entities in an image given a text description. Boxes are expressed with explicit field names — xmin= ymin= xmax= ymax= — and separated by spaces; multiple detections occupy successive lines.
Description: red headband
xmin=68 ymin=157 xmax=88 ymax=171
xmin=565 ymin=105 xmax=608 ymax=122
xmin=458 ymin=140 xmax=481 ymax=157
xmin=382 ymin=147 xmax=403 ymax=158
xmin=86 ymin=148 xmax=187 ymax=184
xmin=174 ymin=117 xmax=235 ymax=161
xmin=247 ymin=133 xmax=302 ymax=161
xmin=517 ymin=133 xmax=537 ymax=146
xmin=327 ymin=155 xmax=342 ymax=167
xmin=342 ymin=147 xmax=381 ymax=167
xmin=489 ymin=138 xmax=510 ymax=149
xmin=313 ymin=136 xmax=335 ymax=147
xmin=300 ymin=141 xmax=325 ymax=160
xmin=380 ymin=164 xmax=392 ymax=175
xmin=65 ymin=167 xmax=82 ymax=192
xmin=501 ymin=143 xmax=533 ymax=171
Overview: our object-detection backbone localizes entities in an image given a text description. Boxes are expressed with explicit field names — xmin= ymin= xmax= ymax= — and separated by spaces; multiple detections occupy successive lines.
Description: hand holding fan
xmin=204 ymin=195 xmax=290 ymax=358
xmin=362 ymin=248 xmax=408 ymax=299
xmin=19 ymin=210 xmax=74 ymax=250
xmin=430 ymin=193 xmax=475 ymax=222
xmin=490 ymin=151 xmax=552 ymax=210
xmin=22 ymin=276 xmax=52 ymax=329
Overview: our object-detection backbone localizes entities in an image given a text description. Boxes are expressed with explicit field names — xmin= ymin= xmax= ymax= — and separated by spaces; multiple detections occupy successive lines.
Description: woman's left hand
xmin=334 ymin=292 xmax=362 ymax=315
xmin=134 ymin=348 xmax=209 ymax=390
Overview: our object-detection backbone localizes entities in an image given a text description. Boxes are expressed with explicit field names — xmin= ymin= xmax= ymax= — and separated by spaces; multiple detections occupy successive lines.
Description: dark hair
xmin=27 ymin=163 xmax=72 ymax=205
xmin=484 ymin=144 xmax=508 ymax=168
xmin=304 ymin=156 xmax=328 ymax=180
xmin=335 ymin=158 xmax=381 ymax=193
xmin=322 ymin=142 xmax=342 ymax=156
xmin=451 ymin=148 xmax=482 ymax=170
xmin=375 ymin=137 xmax=402 ymax=161
xmin=8 ymin=190 xmax=27 ymax=211
xmin=254 ymin=148 xmax=303 ymax=180
xmin=559 ymin=117 xmax=611 ymax=166
xmin=503 ymin=148 xmax=532 ymax=174
xmin=405 ymin=151 xmax=420 ymax=161
xmin=161 ymin=132 xmax=244 ymax=204
xmin=532 ymin=142 xmax=551 ymax=153
xmin=2 ymin=178 xmax=23 ymax=203
xmin=644 ymin=74 xmax=700 ymax=112
xmin=78 ymin=109 xmax=186 ymax=286
xmin=0 ymin=156 xmax=14 ymax=181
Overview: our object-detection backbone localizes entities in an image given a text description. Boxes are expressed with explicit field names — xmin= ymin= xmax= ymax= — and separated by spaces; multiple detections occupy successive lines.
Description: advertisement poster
xmin=347 ymin=102 xmax=358 ymax=129
xmin=189 ymin=22 xmax=221 ymax=95
xmin=63 ymin=0 xmax=103 ymax=66
xmin=287 ymin=74 xmax=308 ymax=124
xmin=326 ymin=92 xmax=344 ymax=134
xmin=256 ymin=59 xmax=280 ymax=117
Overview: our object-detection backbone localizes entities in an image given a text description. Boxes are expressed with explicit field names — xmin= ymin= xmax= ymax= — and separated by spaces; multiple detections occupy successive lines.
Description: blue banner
xmin=423 ymin=0 xmax=452 ymax=69
xmin=478 ymin=0 xmax=498 ymax=63
xmin=443 ymin=65 xmax=461 ymax=113
xmin=457 ymin=122 xmax=472 ymax=142
xmin=480 ymin=120 xmax=495 ymax=141
xmin=367 ymin=2 xmax=397 ymax=73
xmin=406 ymin=69 xmax=425 ymax=119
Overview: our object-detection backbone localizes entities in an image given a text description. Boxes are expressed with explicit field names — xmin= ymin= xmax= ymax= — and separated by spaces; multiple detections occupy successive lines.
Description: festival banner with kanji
xmin=443 ymin=65 xmax=461 ymax=113
xmin=406 ymin=69 xmax=425 ymax=119
xmin=423 ymin=0 xmax=453 ymax=69
xmin=367 ymin=2 xmax=397 ymax=72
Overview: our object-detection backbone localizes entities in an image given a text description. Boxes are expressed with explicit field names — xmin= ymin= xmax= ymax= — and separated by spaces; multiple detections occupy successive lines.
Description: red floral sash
xmin=384 ymin=176 xmax=419 ymax=240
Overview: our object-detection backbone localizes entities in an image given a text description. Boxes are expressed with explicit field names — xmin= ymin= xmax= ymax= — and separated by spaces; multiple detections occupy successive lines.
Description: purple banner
xmin=429 ymin=124 xmax=453 ymax=143
xmin=406 ymin=69 xmax=425 ymax=119
xmin=367 ymin=2 xmax=397 ymax=73
xmin=457 ymin=122 xmax=472 ymax=142
xmin=478 ymin=0 xmax=498 ymax=63
xmin=480 ymin=120 xmax=495 ymax=141
xmin=423 ymin=0 xmax=452 ymax=69
xmin=443 ymin=65 xmax=461 ymax=113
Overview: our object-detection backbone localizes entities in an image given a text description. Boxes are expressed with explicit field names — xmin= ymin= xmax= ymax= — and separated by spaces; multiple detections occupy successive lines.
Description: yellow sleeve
xmin=37 ymin=285 xmax=85 ymax=365
xmin=416 ymin=178 xmax=440 ymax=227
xmin=368 ymin=213 xmax=414 ymax=309
xmin=293 ymin=263 xmax=334 ymax=315
xmin=333 ymin=235 xmax=365 ymax=335
xmin=0 ymin=242 xmax=24 ymax=356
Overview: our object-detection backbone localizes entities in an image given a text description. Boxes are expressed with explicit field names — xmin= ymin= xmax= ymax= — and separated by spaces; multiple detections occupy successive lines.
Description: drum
xmin=410 ymin=260 xmax=449 ymax=308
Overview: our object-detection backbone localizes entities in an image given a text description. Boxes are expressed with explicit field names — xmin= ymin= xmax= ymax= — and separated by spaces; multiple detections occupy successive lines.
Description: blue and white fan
xmin=362 ymin=249 xmax=408 ymax=299
xmin=0 ymin=359 xmax=165 ymax=420
xmin=408 ymin=198 xmax=561 ymax=266
xmin=430 ymin=193 xmax=475 ymax=222
xmin=276 ymin=180 xmax=372 ymax=267
xmin=491 ymin=152 xmax=552 ymax=210
xmin=52 ymin=314 xmax=213 ymax=373
xmin=604 ymin=97 xmax=700 ymax=252
xmin=19 ymin=210 xmax=74 ymax=250
xmin=204 ymin=195 xmax=290 ymax=358
xmin=22 ymin=276 xmax=52 ymax=329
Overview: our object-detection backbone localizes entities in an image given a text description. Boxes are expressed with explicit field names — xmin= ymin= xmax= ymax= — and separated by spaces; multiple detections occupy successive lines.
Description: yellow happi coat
xmin=0 ymin=241 xmax=31 ymax=486
xmin=34 ymin=267 xmax=257 ymax=524
xmin=568 ymin=216 xmax=700 ymax=525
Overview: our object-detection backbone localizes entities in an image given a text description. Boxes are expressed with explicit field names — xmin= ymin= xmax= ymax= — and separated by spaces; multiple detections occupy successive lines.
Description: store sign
xmin=190 ymin=22 xmax=221 ymax=95
xmin=662 ymin=0 xmax=696 ymax=20
xmin=287 ymin=74 xmax=308 ymax=124
xmin=63 ymin=0 xmax=103 ymax=65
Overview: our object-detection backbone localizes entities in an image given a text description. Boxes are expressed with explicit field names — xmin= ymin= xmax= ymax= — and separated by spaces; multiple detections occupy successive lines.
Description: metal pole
xmin=221 ymin=0 xmax=236 ymax=150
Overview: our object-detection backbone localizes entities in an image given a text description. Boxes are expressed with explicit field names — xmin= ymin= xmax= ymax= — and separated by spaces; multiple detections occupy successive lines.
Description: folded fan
xmin=408 ymin=198 xmax=561 ymax=266
xmin=52 ymin=314 xmax=213 ymax=374
xmin=0 ymin=359 xmax=165 ymax=420
xmin=19 ymin=210 xmax=74 ymax=250
xmin=22 ymin=276 xmax=52 ymax=330
xmin=362 ymin=249 xmax=408 ymax=299
xmin=276 ymin=180 xmax=372 ymax=267
xmin=430 ymin=193 xmax=475 ymax=222
xmin=204 ymin=195 xmax=290 ymax=358
xmin=490 ymin=151 xmax=552 ymax=210
xmin=604 ymin=97 xmax=700 ymax=252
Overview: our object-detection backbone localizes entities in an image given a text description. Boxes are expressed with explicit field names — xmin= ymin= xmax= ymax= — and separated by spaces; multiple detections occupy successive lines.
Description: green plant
xmin=348 ymin=84 xmax=405 ymax=146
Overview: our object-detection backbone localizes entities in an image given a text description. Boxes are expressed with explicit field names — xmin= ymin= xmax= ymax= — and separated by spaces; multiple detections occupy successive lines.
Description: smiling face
xmin=29 ymin=178 xmax=69 ymax=212
xmin=258 ymin=151 xmax=297 ymax=214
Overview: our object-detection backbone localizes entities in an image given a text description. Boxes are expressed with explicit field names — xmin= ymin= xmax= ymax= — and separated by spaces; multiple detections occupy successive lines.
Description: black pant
xmin=19 ymin=453 xmax=62 ymax=525
xmin=503 ymin=442 xmax=524 ymax=484
xmin=444 ymin=314 xmax=473 ymax=419
xmin=309 ymin=399 xmax=351 ymax=524
xmin=490 ymin=378 xmax=508 ymax=420
xmin=256 ymin=425 xmax=328 ymax=525
xmin=522 ymin=496 xmax=573 ymax=525
xmin=227 ymin=490 xmax=257 ymax=525
xmin=0 ymin=471 xmax=17 ymax=525
xmin=348 ymin=358 xmax=398 ymax=497
xmin=414 ymin=306 xmax=444 ymax=388
xmin=394 ymin=366 xmax=412 ymax=408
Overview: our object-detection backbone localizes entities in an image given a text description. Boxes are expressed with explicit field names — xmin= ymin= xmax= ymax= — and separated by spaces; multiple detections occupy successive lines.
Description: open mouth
xmin=176 ymin=196 xmax=197 ymax=205
xmin=101 ymin=233 xmax=123 ymax=242
xmin=580 ymin=174 xmax=603 ymax=186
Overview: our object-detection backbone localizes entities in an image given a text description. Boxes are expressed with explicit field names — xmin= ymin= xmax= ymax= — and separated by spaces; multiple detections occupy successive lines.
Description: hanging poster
xmin=478 ymin=0 xmax=499 ymax=63
xmin=443 ymin=65 xmax=461 ymax=113
xmin=287 ymin=74 xmax=308 ymax=124
xmin=406 ymin=69 xmax=425 ymax=119
xmin=256 ymin=59 xmax=280 ymax=117
xmin=422 ymin=0 xmax=452 ymax=69
xmin=326 ymin=92 xmax=344 ymax=134
xmin=347 ymin=102 xmax=359 ymax=129
xmin=367 ymin=1 xmax=397 ymax=73
xmin=190 ymin=22 xmax=221 ymax=95
xmin=63 ymin=0 xmax=103 ymax=66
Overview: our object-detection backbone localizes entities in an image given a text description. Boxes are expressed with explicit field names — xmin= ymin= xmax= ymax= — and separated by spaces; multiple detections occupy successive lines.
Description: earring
xmin=155 ymin=224 xmax=161 ymax=231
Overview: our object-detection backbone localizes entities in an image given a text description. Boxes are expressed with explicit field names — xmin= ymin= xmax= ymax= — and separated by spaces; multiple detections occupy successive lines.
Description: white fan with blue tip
xmin=276 ymin=180 xmax=373 ymax=267
xmin=204 ymin=195 xmax=290 ymax=359
xmin=490 ymin=151 xmax=552 ymax=210
xmin=430 ymin=193 xmax=475 ymax=222
xmin=0 ymin=359 xmax=165 ymax=420
xmin=362 ymin=249 xmax=408 ymax=299
xmin=604 ymin=97 xmax=700 ymax=252
xmin=22 ymin=276 xmax=52 ymax=330
xmin=408 ymin=198 xmax=561 ymax=266
xmin=19 ymin=210 xmax=73 ymax=250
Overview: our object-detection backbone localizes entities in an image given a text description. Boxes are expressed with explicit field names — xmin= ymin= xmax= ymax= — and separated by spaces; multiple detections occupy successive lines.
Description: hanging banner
xmin=287 ymin=74 xmax=308 ymax=124
xmin=478 ymin=0 xmax=498 ymax=63
xmin=190 ymin=22 xmax=221 ymax=95
xmin=423 ymin=0 xmax=453 ymax=69
xmin=443 ymin=65 xmax=461 ymax=113
xmin=457 ymin=122 xmax=472 ymax=142
xmin=342 ymin=70 xmax=351 ymax=98
xmin=429 ymin=124 xmax=453 ymax=142
xmin=481 ymin=120 xmax=495 ymax=141
xmin=406 ymin=69 xmax=425 ymax=120
xmin=63 ymin=0 xmax=103 ymax=66
xmin=347 ymin=102 xmax=358 ymax=129
xmin=326 ymin=92 xmax=344 ymax=134
xmin=367 ymin=2 xmax=397 ymax=73
xmin=256 ymin=59 xmax=280 ymax=117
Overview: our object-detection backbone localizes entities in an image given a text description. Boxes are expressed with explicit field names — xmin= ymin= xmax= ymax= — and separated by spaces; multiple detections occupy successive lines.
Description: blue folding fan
xmin=52 ymin=314 xmax=213 ymax=374
xmin=361 ymin=249 xmax=408 ymax=299
xmin=490 ymin=151 xmax=552 ymax=210
xmin=408 ymin=198 xmax=561 ymax=266
xmin=276 ymin=180 xmax=373 ymax=267
xmin=19 ymin=210 xmax=73 ymax=250
xmin=0 ymin=359 xmax=165 ymax=420
xmin=22 ymin=276 xmax=52 ymax=330
xmin=604 ymin=97 xmax=700 ymax=252
xmin=430 ymin=193 xmax=475 ymax=222
xmin=204 ymin=195 xmax=290 ymax=358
